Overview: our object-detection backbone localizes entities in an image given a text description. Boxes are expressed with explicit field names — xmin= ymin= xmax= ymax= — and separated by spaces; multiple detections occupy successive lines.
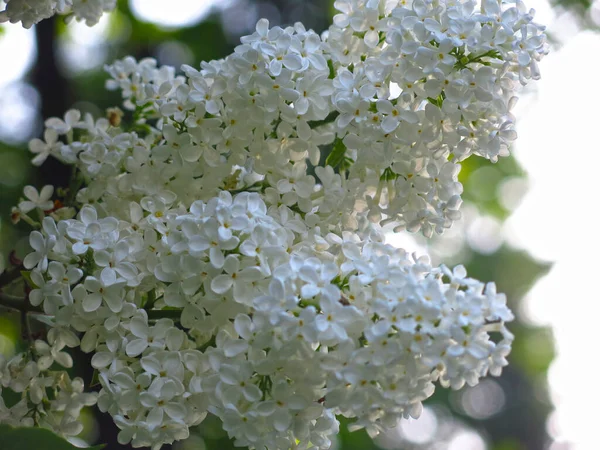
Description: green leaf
xmin=325 ymin=137 xmax=348 ymax=169
xmin=90 ymin=369 xmax=100 ymax=388
xmin=0 ymin=425 xmax=105 ymax=450
xmin=380 ymin=167 xmax=398 ymax=181
xmin=20 ymin=271 xmax=37 ymax=289
xmin=427 ymin=91 xmax=446 ymax=108
xmin=327 ymin=59 xmax=335 ymax=79
xmin=307 ymin=111 xmax=339 ymax=129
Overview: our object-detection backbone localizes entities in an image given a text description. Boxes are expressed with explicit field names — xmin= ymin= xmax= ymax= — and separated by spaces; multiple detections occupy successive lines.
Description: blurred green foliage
xmin=0 ymin=424 xmax=105 ymax=450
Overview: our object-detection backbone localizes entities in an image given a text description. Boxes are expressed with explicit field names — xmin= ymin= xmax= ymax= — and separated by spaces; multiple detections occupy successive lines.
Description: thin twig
xmin=0 ymin=292 xmax=28 ymax=312
xmin=0 ymin=293 xmax=43 ymax=314
xmin=146 ymin=309 xmax=183 ymax=321
xmin=0 ymin=265 xmax=24 ymax=289
xmin=21 ymin=308 xmax=34 ymax=343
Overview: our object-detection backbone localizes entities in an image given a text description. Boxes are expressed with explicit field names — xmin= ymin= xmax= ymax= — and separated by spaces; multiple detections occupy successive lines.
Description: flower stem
xmin=144 ymin=289 xmax=157 ymax=311
xmin=21 ymin=307 xmax=34 ymax=343
xmin=146 ymin=309 xmax=183 ymax=321
xmin=0 ymin=293 xmax=43 ymax=315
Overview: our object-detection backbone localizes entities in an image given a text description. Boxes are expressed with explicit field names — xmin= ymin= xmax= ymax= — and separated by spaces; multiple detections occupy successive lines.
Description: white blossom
xmin=18 ymin=185 xmax=54 ymax=214
xmin=6 ymin=1 xmax=549 ymax=448
xmin=0 ymin=0 xmax=116 ymax=28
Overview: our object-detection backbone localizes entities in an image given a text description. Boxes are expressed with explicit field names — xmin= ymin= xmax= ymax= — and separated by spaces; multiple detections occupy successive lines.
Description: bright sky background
xmin=507 ymin=25 xmax=600 ymax=450
xmin=1 ymin=0 xmax=600 ymax=448
xmin=130 ymin=0 xmax=231 ymax=28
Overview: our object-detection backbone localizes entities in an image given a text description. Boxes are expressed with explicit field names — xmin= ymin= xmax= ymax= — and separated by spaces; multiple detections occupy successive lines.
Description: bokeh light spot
xmin=130 ymin=0 xmax=228 ymax=28
xmin=460 ymin=379 xmax=506 ymax=420
xmin=59 ymin=13 xmax=111 ymax=73
xmin=447 ymin=430 xmax=487 ymax=450
xmin=399 ymin=406 xmax=438 ymax=444
xmin=0 ymin=82 xmax=40 ymax=145
xmin=467 ymin=215 xmax=503 ymax=254
xmin=498 ymin=176 xmax=528 ymax=212
xmin=0 ymin=25 xmax=36 ymax=89
xmin=156 ymin=41 xmax=194 ymax=68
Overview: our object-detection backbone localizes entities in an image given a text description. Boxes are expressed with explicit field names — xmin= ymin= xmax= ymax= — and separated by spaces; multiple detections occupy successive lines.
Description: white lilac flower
xmin=0 ymin=0 xmax=115 ymax=28
xmin=82 ymin=274 xmax=127 ymax=313
xmin=23 ymin=230 xmax=55 ymax=271
xmin=45 ymin=109 xmax=82 ymax=135
xmin=10 ymin=1 xmax=548 ymax=448
xmin=29 ymin=267 xmax=62 ymax=308
xmin=18 ymin=185 xmax=54 ymax=214
xmin=34 ymin=339 xmax=73 ymax=370
xmin=0 ymin=350 xmax=96 ymax=437
xmin=125 ymin=317 xmax=173 ymax=357
xmin=29 ymin=129 xmax=62 ymax=166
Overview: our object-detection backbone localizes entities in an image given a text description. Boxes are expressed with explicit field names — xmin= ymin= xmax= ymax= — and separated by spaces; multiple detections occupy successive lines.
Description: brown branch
xmin=0 ymin=292 xmax=27 ymax=312
xmin=0 ymin=265 xmax=24 ymax=289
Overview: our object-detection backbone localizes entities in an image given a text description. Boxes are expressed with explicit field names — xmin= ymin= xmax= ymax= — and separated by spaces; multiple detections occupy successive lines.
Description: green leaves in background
xmin=325 ymin=137 xmax=350 ymax=169
xmin=552 ymin=0 xmax=593 ymax=12
xmin=0 ymin=424 xmax=105 ymax=450
xmin=459 ymin=154 xmax=525 ymax=221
